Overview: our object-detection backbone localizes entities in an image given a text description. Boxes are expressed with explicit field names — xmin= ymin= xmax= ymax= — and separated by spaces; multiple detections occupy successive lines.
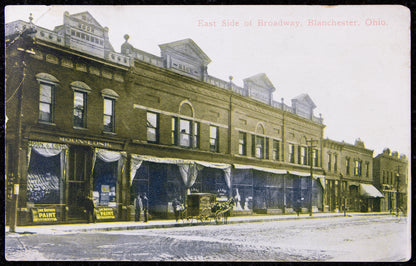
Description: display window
xmin=92 ymin=149 xmax=126 ymax=207
xmin=26 ymin=142 xmax=68 ymax=205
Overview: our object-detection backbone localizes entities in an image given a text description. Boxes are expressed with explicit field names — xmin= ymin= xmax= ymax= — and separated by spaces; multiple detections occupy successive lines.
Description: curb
xmin=6 ymin=212 xmax=396 ymax=234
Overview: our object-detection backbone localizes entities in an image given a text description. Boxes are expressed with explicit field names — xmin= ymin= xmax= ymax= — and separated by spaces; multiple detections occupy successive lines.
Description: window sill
xmin=73 ymin=126 xmax=88 ymax=131
xmin=38 ymin=121 xmax=56 ymax=126
xmin=103 ymin=131 xmax=117 ymax=136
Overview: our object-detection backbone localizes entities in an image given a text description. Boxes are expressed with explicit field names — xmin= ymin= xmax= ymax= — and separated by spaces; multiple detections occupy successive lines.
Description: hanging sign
xmin=32 ymin=208 xmax=58 ymax=222
xmin=96 ymin=207 xmax=116 ymax=220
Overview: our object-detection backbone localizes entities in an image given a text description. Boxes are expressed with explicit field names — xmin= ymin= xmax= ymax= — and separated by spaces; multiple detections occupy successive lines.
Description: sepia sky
xmin=5 ymin=5 xmax=410 ymax=157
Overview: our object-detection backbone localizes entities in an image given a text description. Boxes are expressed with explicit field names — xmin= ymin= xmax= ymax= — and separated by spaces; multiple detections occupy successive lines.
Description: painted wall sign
xmin=59 ymin=137 xmax=112 ymax=148
xmin=96 ymin=207 xmax=116 ymax=219
xmin=32 ymin=208 xmax=58 ymax=222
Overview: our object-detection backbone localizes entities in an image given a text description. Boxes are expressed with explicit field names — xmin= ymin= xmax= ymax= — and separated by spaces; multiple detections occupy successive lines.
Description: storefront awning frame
xmin=360 ymin=183 xmax=384 ymax=198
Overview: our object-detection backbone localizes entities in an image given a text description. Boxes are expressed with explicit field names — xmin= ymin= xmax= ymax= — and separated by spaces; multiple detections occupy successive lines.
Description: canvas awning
xmin=288 ymin=171 xmax=311 ymax=177
xmin=360 ymin=184 xmax=384 ymax=198
xmin=233 ymin=164 xmax=287 ymax=175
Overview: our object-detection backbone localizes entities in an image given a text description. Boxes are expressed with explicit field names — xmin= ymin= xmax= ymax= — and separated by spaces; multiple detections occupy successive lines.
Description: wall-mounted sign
xmin=32 ymin=208 xmax=57 ymax=222
xmin=96 ymin=207 xmax=115 ymax=220
xmin=59 ymin=137 xmax=112 ymax=148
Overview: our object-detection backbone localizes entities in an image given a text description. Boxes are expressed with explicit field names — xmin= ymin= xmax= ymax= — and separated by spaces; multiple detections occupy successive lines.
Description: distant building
xmin=322 ymin=138 xmax=382 ymax=213
xmin=373 ymin=149 xmax=408 ymax=213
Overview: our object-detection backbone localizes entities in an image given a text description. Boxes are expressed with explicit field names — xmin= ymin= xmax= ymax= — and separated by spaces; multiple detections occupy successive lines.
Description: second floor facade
xmin=322 ymin=138 xmax=374 ymax=183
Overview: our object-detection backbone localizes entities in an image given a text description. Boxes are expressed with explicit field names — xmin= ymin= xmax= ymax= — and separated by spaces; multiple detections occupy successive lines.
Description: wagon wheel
xmin=199 ymin=208 xmax=212 ymax=224
xmin=215 ymin=211 xmax=224 ymax=224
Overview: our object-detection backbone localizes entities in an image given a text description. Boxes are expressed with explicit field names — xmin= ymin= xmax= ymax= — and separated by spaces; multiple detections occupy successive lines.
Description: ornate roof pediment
xmin=292 ymin=93 xmax=317 ymax=109
xmin=68 ymin=11 xmax=103 ymax=29
xmin=243 ymin=73 xmax=276 ymax=92
xmin=159 ymin=38 xmax=211 ymax=65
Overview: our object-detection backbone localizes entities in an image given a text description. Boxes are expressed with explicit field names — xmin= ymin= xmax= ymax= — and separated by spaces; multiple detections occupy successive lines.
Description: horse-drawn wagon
xmin=176 ymin=193 xmax=234 ymax=224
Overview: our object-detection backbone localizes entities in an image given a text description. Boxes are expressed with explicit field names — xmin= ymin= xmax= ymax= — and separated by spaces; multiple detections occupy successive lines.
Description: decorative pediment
xmin=291 ymin=93 xmax=317 ymax=109
xmin=243 ymin=73 xmax=276 ymax=92
xmin=69 ymin=11 xmax=103 ymax=28
xmin=159 ymin=39 xmax=211 ymax=65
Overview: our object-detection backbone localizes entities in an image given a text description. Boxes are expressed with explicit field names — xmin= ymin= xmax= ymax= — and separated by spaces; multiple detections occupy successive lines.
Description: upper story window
xmin=382 ymin=170 xmax=385 ymax=183
xmin=73 ymin=91 xmax=86 ymax=128
xmin=300 ymin=146 xmax=307 ymax=165
xmin=346 ymin=157 xmax=350 ymax=175
xmin=71 ymin=81 xmax=91 ymax=128
xmin=354 ymin=160 xmax=362 ymax=176
xmin=289 ymin=144 xmax=295 ymax=163
xmin=334 ymin=154 xmax=338 ymax=173
xmin=272 ymin=140 xmax=280 ymax=161
xmin=255 ymin=136 xmax=265 ymax=159
xmin=365 ymin=162 xmax=370 ymax=177
xmin=172 ymin=117 xmax=199 ymax=148
xmin=327 ymin=153 xmax=332 ymax=171
xmin=39 ymin=83 xmax=54 ymax=122
xmin=36 ymin=73 xmax=59 ymax=124
xmin=147 ymin=112 xmax=159 ymax=143
xmin=253 ymin=124 xmax=268 ymax=159
xmin=209 ymin=126 xmax=219 ymax=152
xmin=313 ymin=149 xmax=319 ymax=167
xmin=239 ymin=132 xmax=247 ymax=156
xmin=101 ymin=89 xmax=119 ymax=133
xmin=103 ymin=98 xmax=115 ymax=132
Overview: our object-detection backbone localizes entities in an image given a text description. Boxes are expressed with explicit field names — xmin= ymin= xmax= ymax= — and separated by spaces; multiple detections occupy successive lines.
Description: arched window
xmin=253 ymin=123 xmax=268 ymax=159
xmin=172 ymin=100 xmax=199 ymax=149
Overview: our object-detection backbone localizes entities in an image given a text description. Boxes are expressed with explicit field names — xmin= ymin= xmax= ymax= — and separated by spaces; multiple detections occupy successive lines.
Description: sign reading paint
xmin=96 ymin=207 xmax=115 ymax=219
xmin=32 ymin=208 xmax=57 ymax=222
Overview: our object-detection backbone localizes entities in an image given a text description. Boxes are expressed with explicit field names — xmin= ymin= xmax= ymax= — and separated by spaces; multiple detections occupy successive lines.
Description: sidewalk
xmin=5 ymin=212 xmax=394 ymax=235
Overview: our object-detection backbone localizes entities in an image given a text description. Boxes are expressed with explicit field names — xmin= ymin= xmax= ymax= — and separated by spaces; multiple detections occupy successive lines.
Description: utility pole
xmin=396 ymin=166 xmax=400 ymax=216
xmin=306 ymin=138 xmax=318 ymax=217
xmin=340 ymin=174 xmax=347 ymax=217
xmin=7 ymin=14 xmax=37 ymax=232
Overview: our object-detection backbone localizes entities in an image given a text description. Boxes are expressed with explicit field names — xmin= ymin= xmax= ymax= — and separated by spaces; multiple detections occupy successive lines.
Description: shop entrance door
xmin=66 ymin=146 xmax=92 ymax=221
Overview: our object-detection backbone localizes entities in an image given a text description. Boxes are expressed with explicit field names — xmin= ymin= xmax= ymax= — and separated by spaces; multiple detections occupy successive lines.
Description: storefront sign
xmin=59 ymin=137 xmax=112 ymax=148
xmin=96 ymin=207 xmax=116 ymax=220
xmin=32 ymin=208 xmax=57 ymax=222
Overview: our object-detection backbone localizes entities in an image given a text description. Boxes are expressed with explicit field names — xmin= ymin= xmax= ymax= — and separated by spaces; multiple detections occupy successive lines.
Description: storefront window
xmin=27 ymin=142 xmax=67 ymax=205
xmin=93 ymin=158 xmax=117 ymax=206
xmin=92 ymin=149 xmax=125 ymax=207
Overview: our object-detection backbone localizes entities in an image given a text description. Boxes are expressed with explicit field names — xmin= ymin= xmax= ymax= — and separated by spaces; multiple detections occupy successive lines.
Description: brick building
xmin=5 ymin=11 xmax=396 ymax=226
xmin=373 ymin=149 xmax=408 ymax=213
xmin=322 ymin=138 xmax=382 ymax=213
